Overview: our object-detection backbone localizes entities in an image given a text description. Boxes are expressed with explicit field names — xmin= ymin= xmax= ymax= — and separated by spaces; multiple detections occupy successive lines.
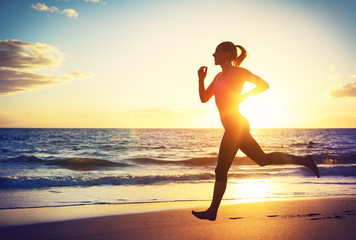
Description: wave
xmin=128 ymin=156 xmax=261 ymax=166
xmin=1 ymin=155 xmax=131 ymax=171
xmin=318 ymin=166 xmax=356 ymax=177
xmin=1 ymin=164 xmax=355 ymax=190
xmin=128 ymin=153 xmax=356 ymax=166
xmin=300 ymin=181 xmax=356 ymax=185
xmin=47 ymin=158 xmax=131 ymax=171
xmin=2 ymin=155 xmax=46 ymax=164
xmin=128 ymin=157 xmax=219 ymax=166
xmin=2 ymin=152 xmax=356 ymax=172
xmin=0 ymin=173 xmax=215 ymax=189
xmin=312 ymin=153 xmax=356 ymax=164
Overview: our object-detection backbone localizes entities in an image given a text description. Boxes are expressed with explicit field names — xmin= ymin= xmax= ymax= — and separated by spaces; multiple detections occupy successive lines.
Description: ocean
xmin=0 ymin=128 xmax=355 ymax=210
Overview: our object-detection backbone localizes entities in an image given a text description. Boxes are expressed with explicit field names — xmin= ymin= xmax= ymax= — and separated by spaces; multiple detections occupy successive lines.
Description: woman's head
xmin=213 ymin=41 xmax=247 ymax=67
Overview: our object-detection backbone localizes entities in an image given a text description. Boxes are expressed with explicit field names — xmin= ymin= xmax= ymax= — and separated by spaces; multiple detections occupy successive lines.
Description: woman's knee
xmin=253 ymin=154 xmax=271 ymax=166
xmin=258 ymin=154 xmax=272 ymax=167
xmin=215 ymin=166 xmax=228 ymax=182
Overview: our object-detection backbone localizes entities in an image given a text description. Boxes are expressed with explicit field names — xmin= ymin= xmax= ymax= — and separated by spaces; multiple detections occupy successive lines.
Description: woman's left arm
xmin=238 ymin=68 xmax=269 ymax=101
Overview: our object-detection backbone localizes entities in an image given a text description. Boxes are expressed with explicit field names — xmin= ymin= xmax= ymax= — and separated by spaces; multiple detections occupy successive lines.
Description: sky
xmin=0 ymin=0 xmax=355 ymax=128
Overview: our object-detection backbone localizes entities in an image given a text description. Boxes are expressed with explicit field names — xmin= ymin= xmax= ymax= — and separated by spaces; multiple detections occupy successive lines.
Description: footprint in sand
xmin=344 ymin=210 xmax=356 ymax=216
xmin=266 ymin=213 xmax=321 ymax=219
xmin=310 ymin=215 xmax=344 ymax=220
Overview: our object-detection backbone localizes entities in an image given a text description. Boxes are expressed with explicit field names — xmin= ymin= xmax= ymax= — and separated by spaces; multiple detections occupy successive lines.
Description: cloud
xmin=31 ymin=3 xmax=59 ymax=13
xmin=330 ymin=82 xmax=356 ymax=98
xmin=0 ymin=69 xmax=59 ymax=94
xmin=31 ymin=1 xmax=107 ymax=18
xmin=85 ymin=0 xmax=107 ymax=5
xmin=0 ymin=39 xmax=93 ymax=96
xmin=31 ymin=3 xmax=78 ymax=19
xmin=62 ymin=9 xmax=79 ymax=19
xmin=67 ymin=70 xmax=94 ymax=79
xmin=0 ymin=39 xmax=64 ymax=69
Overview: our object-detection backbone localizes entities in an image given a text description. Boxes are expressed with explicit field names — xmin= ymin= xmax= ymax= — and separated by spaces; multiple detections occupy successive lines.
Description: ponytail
xmin=218 ymin=41 xmax=248 ymax=67
xmin=232 ymin=45 xmax=247 ymax=67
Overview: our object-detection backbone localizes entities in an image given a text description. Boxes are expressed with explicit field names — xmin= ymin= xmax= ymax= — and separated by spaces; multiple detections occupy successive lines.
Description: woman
xmin=192 ymin=41 xmax=319 ymax=221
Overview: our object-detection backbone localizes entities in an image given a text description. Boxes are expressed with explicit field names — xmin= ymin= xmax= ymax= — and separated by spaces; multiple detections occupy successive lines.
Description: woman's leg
xmin=192 ymin=129 xmax=242 ymax=221
xmin=240 ymin=132 xmax=319 ymax=177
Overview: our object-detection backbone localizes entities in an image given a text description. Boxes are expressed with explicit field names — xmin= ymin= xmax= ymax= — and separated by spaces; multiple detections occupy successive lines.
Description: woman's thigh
xmin=216 ymin=129 xmax=243 ymax=172
xmin=240 ymin=132 xmax=269 ymax=166
xmin=217 ymin=115 xmax=251 ymax=171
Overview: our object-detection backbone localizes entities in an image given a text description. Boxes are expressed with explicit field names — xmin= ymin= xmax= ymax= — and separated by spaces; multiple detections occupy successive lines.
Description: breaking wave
xmin=2 ymin=155 xmax=131 ymax=171
xmin=2 ymin=152 xmax=356 ymax=172
xmin=0 ymin=173 xmax=215 ymax=189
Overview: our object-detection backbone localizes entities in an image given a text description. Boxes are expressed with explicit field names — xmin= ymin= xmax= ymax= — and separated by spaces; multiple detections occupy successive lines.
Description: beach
xmin=2 ymin=0 xmax=356 ymax=238
xmin=1 ymin=128 xmax=356 ymax=239
xmin=1 ymin=197 xmax=356 ymax=240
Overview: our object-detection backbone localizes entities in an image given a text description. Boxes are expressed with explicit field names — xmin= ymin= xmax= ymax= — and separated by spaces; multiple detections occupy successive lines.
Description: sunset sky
xmin=0 ymin=0 xmax=355 ymax=128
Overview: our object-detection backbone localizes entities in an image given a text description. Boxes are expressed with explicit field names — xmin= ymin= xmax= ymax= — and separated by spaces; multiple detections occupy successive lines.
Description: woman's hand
xmin=198 ymin=66 xmax=208 ymax=82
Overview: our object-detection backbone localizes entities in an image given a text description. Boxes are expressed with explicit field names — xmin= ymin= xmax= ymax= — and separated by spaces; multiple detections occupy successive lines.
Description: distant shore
xmin=1 ymin=196 xmax=356 ymax=240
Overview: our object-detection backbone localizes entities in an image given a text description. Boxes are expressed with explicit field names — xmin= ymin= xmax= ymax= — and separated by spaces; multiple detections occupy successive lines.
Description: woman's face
xmin=213 ymin=46 xmax=228 ymax=65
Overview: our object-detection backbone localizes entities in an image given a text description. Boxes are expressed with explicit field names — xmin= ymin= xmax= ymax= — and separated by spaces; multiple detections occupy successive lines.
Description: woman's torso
xmin=213 ymin=67 xmax=249 ymax=131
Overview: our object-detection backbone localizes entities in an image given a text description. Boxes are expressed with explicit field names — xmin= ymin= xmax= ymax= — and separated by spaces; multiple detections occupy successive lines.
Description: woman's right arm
xmin=198 ymin=66 xmax=215 ymax=103
xmin=238 ymin=68 xmax=269 ymax=102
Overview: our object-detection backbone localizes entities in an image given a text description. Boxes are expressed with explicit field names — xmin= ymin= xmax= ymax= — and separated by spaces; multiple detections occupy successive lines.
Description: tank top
xmin=213 ymin=67 xmax=236 ymax=98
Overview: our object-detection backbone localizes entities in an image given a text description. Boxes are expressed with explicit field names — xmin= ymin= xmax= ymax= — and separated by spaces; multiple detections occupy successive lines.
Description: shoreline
xmin=0 ymin=196 xmax=355 ymax=227
xmin=1 ymin=196 xmax=356 ymax=240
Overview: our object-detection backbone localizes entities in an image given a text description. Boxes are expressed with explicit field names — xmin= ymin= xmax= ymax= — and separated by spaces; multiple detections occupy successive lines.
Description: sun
xmin=239 ymin=86 xmax=282 ymax=128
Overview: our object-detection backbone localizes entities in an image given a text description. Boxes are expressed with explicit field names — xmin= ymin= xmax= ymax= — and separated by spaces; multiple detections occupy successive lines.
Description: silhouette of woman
xmin=192 ymin=41 xmax=319 ymax=221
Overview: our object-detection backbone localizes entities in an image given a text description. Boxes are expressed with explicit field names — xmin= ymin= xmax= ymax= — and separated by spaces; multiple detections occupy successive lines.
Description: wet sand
xmin=1 ymin=197 xmax=356 ymax=240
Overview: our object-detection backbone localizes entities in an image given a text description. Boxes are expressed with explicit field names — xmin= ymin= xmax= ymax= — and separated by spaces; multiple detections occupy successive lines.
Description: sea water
xmin=0 ymin=128 xmax=355 ymax=210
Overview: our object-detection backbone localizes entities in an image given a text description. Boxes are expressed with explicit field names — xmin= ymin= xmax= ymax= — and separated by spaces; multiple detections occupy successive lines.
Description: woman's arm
xmin=238 ymin=68 xmax=269 ymax=102
xmin=198 ymin=66 xmax=216 ymax=103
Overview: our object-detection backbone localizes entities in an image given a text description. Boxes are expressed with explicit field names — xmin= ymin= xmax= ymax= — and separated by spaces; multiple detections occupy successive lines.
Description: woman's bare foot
xmin=305 ymin=156 xmax=320 ymax=178
xmin=192 ymin=210 xmax=217 ymax=221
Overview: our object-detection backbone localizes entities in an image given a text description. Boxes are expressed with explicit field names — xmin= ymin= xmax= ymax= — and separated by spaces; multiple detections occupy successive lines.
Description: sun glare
xmin=229 ymin=179 xmax=272 ymax=202
xmin=239 ymin=94 xmax=282 ymax=128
